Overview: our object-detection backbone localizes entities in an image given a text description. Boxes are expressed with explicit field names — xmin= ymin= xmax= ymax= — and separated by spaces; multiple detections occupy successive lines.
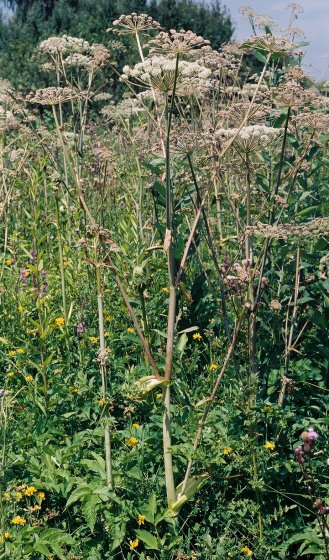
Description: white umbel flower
xmin=121 ymin=55 xmax=211 ymax=95
xmin=215 ymin=124 xmax=282 ymax=151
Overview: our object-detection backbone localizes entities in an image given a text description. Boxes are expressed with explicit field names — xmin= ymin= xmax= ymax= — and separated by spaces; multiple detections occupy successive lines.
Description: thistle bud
xmin=307 ymin=427 xmax=318 ymax=442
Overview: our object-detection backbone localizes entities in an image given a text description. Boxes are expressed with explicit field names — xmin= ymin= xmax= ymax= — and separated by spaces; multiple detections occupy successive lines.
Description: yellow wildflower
xmin=129 ymin=538 xmax=139 ymax=550
xmin=89 ymin=336 xmax=98 ymax=344
xmin=105 ymin=316 xmax=112 ymax=322
xmin=193 ymin=332 xmax=202 ymax=341
xmin=264 ymin=441 xmax=275 ymax=451
xmin=132 ymin=423 xmax=140 ymax=429
xmin=11 ymin=516 xmax=26 ymax=525
xmin=8 ymin=350 xmax=16 ymax=357
xmin=137 ymin=514 xmax=145 ymax=526
xmin=25 ymin=375 xmax=33 ymax=382
xmin=17 ymin=348 xmax=25 ymax=354
xmin=16 ymin=492 xmax=23 ymax=501
xmin=209 ymin=363 xmax=218 ymax=371
xmin=98 ymin=398 xmax=106 ymax=407
xmin=0 ymin=532 xmax=10 ymax=542
xmin=7 ymin=371 xmax=14 ymax=378
xmin=3 ymin=492 xmax=11 ymax=501
xmin=104 ymin=331 xmax=110 ymax=337
xmin=55 ymin=317 xmax=65 ymax=327
xmin=31 ymin=504 xmax=41 ymax=511
xmin=127 ymin=327 xmax=134 ymax=334
xmin=25 ymin=486 xmax=37 ymax=497
xmin=37 ymin=492 xmax=45 ymax=500
xmin=242 ymin=546 xmax=253 ymax=557
xmin=70 ymin=387 xmax=78 ymax=394
xmin=162 ymin=287 xmax=169 ymax=293
xmin=156 ymin=393 xmax=162 ymax=399
xmin=125 ymin=437 xmax=138 ymax=447
xmin=5 ymin=258 xmax=13 ymax=266
xmin=223 ymin=447 xmax=233 ymax=455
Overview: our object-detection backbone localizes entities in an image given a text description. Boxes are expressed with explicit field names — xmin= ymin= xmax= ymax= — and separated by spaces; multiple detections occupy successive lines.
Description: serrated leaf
xmin=82 ymin=494 xmax=101 ymax=531
xmin=50 ymin=543 xmax=65 ymax=560
xmin=135 ymin=529 xmax=159 ymax=550
xmin=139 ymin=493 xmax=157 ymax=524
xmin=81 ymin=459 xmax=106 ymax=479
xmin=33 ymin=543 xmax=52 ymax=556
xmin=66 ymin=485 xmax=92 ymax=508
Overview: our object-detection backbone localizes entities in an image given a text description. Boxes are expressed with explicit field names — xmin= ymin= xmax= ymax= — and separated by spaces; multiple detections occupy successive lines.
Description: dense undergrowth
xmin=0 ymin=4 xmax=329 ymax=559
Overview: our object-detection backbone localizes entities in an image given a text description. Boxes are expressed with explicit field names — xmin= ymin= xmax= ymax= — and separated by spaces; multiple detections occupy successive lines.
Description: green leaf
xmin=135 ymin=529 xmax=159 ymax=550
xmin=177 ymin=332 xmax=188 ymax=357
xmin=252 ymin=48 xmax=268 ymax=63
xmin=80 ymin=459 xmax=106 ymax=479
xmin=82 ymin=494 xmax=101 ymax=531
xmin=139 ymin=493 xmax=157 ymax=524
xmin=50 ymin=543 xmax=65 ymax=559
xmin=66 ymin=485 xmax=92 ymax=507
xmin=33 ymin=543 xmax=52 ymax=556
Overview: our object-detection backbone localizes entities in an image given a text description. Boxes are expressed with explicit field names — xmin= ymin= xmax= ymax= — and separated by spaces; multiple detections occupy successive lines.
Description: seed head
xmin=38 ymin=35 xmax=91 ymax=55
xmin=146 ymin=29 xmax=210 ymax=58
xmin=107 ymin=13 xmax=161 ymax=35
xmin=26 ymin=87 xmax=79 ymax=106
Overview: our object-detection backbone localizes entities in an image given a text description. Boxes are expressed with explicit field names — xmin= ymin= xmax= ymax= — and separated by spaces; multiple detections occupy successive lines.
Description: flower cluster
xmin=223 ymin=259 xmax=251 ymax=292
xmin=0 ymin=106 xmax=18 ymax=131
xmin=241 ymin=33 xmax=299 ymax=55
xmin=38 ymin=35 xmax=90 ymax=55
xmin=215 ymin=124 xmax=282 ymax=152
xmin=247 ymin=218 xmax=329 ymax=239
xmin=269 ymin=299 xmax=282 ymax=312
xmin=295 ymin=427 xmax=318 ymax=464
xmin=26 ymin=87 xmax=79 ymax=106
xmin=121 ymin=56 xmax=211 ymax=95
xmin=146 ymin=29 xmax=210 ymax=58
xmin=108 ymin=13 xmax=161 ymax=34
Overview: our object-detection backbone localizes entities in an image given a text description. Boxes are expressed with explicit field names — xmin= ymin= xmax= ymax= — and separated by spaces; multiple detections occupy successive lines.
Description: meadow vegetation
xmin=0 ymin=3 xmax=329 ymax=559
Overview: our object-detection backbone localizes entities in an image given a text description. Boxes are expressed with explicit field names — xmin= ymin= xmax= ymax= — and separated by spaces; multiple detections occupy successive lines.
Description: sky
xmin=221 ymin=0 xmax=329 ymax=82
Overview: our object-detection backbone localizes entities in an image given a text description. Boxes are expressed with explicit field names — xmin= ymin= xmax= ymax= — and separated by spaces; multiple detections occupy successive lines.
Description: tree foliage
xmin=0 ymin=0 xmax=233 ymax=90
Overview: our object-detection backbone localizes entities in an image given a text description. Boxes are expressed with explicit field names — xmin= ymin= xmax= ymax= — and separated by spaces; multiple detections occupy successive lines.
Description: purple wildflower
xmin=307 ymin=427 xmax=319 ymax=442
xmin=40 ymin=284 xmax=47 ymax=297
xmin=20 ymin=267 xmax=27 ymax=285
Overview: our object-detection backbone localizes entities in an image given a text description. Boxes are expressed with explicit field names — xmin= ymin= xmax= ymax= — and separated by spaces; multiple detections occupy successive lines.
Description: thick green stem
xmin=161 ymin=60 xmax=180 ymax=508
xmin=278 ymin=245 xmax=300 ymax=406
xmin=55 ymin=199 xmax=68 ymax=323
xmin=162 ymin=385 xmax=176 ymax=507
xmin=95 ymin=262 xmax=113 ymax=489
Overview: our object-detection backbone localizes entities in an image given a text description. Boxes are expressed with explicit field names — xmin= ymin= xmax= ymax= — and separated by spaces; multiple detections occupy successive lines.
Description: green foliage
xmin=0 ymin=0 xmax=232 ymax=91
xmin=0 ymin=12 xmax=329 ymax=560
